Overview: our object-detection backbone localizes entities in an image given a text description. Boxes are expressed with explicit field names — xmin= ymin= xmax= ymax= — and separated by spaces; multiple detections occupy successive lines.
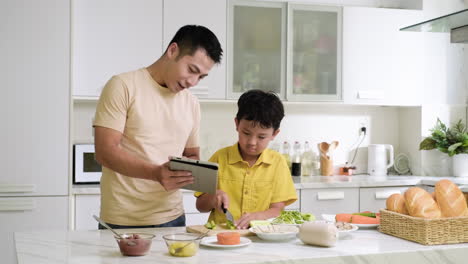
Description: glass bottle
xmin=301 ymin=141 xmax=312 ymax=176
xmin=291 ymin=141 xmax=302 ymax=176
xmin=282 ymin=141 xmax=291 ymax=170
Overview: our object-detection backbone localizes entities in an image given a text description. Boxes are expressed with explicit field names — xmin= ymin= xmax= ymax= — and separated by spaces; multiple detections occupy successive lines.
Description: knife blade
xmin=221 ymin=203 xmax=234 ymax=222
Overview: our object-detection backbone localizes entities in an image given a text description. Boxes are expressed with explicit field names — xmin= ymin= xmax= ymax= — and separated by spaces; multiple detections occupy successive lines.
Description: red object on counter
xmin=339 ymin=166 xmax=355 ymax=176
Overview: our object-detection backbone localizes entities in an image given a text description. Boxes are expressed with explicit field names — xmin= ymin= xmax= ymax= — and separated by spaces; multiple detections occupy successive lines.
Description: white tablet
xmin=169 ymin=157 xmax=218 ymax=195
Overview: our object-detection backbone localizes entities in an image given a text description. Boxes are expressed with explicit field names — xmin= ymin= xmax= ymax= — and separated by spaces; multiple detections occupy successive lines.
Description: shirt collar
xmin=227 ymin=143 xmax=273 ymax=165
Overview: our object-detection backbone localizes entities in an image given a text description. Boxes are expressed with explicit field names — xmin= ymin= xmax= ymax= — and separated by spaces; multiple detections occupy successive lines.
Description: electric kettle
xmin=368 ymin=144 xmax=394 ymax=176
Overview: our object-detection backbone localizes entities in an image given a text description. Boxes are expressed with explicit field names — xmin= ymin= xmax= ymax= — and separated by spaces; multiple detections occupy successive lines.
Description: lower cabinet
xmin=75 ymin=194 xmax=100 ymax=230
xmin=0 ymin=196 xmax=69 ymax=264
xmin=300 ymin=188 xmax=359 ymax=219
xmin=359 ymin=186 xmax=411 ymax=212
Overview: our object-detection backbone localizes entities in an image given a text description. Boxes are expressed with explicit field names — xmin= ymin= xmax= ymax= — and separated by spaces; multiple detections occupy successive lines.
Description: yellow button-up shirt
xmin=199 ymin=143 xmax=297 ymax=224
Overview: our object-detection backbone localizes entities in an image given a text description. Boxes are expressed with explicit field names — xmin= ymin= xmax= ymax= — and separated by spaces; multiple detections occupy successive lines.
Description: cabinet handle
xmin=0 ymin=199 xmax=35 ymax=211
xmin=317 ymin=191 xmax=345 ymax=200
xmin=0 ymin=184 xmax=36 ymax=193
xmin=375 ymin=190 xmax=401 ymax=200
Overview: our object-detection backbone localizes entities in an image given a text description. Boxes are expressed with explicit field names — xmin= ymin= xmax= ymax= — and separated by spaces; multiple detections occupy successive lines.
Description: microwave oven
xmin=73 ymin=144 xmax=102 ymax=184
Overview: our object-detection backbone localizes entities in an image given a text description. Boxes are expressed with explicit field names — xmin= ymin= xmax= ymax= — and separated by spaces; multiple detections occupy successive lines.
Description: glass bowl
xmin=163 ymin=233 xmax=202 ymax=257
xmin=114 ymin=233 xmax=155 ymax=256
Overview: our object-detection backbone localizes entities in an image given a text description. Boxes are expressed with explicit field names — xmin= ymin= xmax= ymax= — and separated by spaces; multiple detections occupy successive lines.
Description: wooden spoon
xmin=318 ymin=142 xmax=330 ymax=159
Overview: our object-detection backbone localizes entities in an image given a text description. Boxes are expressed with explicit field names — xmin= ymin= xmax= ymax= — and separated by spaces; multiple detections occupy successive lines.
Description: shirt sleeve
xmin=270 ymin=155 xmax=298 ymax=206
xmin=185 ymin=96 xmax=200 ymax=148
xmin=93 ymin=75 xmax=129 ymax=133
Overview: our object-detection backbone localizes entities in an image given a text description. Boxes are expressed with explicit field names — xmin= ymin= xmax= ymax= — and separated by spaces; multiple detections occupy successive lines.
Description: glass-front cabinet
xmin=228 ymin=0 xmax=342 ymax=101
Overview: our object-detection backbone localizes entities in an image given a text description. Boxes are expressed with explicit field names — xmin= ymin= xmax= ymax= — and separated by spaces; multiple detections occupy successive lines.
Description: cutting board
xmin=186 ymin=225 xmax=254 ymax=237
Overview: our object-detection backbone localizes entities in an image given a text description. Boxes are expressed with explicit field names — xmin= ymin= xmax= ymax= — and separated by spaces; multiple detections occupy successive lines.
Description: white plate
xmin=248 ymin=226 xmax=298 ymax=241
xmin=200 ymin=237 xmax=251 ymax=248
xmin=338 ymin=224 xmax=359 ymax=233
xmin=321 ymin=214 xmax=379 ymax=228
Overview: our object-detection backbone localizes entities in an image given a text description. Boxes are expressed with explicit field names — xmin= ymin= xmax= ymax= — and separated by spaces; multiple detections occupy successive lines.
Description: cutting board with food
xmin=186 ymin=225 xmax=254 ymax=237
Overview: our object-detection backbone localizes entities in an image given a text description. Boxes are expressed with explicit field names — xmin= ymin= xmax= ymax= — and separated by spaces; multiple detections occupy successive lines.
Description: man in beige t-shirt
xmin=93 ymin=25 xmax=223 ymax=228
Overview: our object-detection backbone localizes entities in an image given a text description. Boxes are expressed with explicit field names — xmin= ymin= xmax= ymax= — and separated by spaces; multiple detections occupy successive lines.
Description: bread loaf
xmin=386 ymin=193 xmax=408 ymax=215
xmin=404 ymin=187 xmax=441 ymax=219
xmin=435 ymin=179 xmax=468 ymax=217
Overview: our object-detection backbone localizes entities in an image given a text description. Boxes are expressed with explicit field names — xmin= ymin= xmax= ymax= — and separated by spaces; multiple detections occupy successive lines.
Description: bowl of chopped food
xmin=114 ymin=233 xmax=155 ymax=256
xmin=270 ymin=210 xmax=315 ymax=226
xmin=163 ymin=233 xmax=203 ymax=257
xmin=249 ymin=225 xmax=299 ymax=241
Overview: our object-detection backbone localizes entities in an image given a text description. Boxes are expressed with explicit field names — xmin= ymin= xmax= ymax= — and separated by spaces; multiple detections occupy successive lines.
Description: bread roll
xmin=404 ymin=187 xmax=441 ymax=219
xmin=386 ymin=193 xmax=408 ymax=215
xmin=435 ymin=179 xmax=468 ymax=217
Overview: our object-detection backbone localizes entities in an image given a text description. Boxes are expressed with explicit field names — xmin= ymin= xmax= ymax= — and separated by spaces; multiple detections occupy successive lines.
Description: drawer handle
xmin=0 ymin=184 xmax=36 ymax=193
xmin=317 ymin=191 xmax=345 ymax=200
xmin=375 ymin=190 xmax=401 ymax=200
xmin=0 ymin=199 xmax=35 ymax=211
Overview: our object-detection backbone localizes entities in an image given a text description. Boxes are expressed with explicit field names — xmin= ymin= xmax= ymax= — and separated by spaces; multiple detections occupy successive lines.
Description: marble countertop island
xmin=15 ymin=226 xmax=468 ymax=264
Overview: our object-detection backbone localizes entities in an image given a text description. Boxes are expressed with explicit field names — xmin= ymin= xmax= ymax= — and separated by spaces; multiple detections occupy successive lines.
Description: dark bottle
xmin=291 ymin=141 xmax=302 ymax=176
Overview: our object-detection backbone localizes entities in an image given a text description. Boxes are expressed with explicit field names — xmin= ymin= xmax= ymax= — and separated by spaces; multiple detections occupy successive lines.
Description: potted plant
xmin=419 ymin=118 xmax=468 ymax=177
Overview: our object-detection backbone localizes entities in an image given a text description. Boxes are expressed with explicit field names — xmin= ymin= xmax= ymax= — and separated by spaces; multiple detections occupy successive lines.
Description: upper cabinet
xmin=0 ymin=0 xmax=69 ymax=196
xmin=228 ymin=0 xmax=342 ymax=101
xmin=342 ymin=7 xmax=424 ymax=106
xmin=72 ymin=0 xmax=163 ymax=97
xmin=163 ymin=0 xmax=227 ymax=99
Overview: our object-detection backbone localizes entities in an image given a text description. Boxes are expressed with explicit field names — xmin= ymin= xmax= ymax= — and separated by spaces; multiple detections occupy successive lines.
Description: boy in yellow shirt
xmin=196 ymin=89 xmax=297 ymax=229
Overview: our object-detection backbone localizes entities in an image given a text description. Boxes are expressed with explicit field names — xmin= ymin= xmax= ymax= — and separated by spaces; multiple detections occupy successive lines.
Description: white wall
xmin=200 ymin=103 xmax=403 ymax=174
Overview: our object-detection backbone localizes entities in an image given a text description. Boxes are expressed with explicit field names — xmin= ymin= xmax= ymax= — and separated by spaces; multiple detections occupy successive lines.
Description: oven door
xmin=73 ymin=144 xmax=102 ymax=184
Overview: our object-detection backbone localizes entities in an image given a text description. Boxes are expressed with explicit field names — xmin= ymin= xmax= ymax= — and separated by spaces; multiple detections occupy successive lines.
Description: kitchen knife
xmin=222 ymin=203 xmax=234 ymax=222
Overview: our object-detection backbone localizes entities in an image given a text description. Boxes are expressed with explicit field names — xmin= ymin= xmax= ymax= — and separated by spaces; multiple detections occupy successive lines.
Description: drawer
xmin=359 ymin=186 xmax=410 ymax=212
xmin=300 ymin=188 xmax=359 ymax=218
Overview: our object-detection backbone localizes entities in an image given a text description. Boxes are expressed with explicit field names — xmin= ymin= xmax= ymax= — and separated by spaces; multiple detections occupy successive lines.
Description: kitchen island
xmin=15 ymin=226 xmax=468 ymax=264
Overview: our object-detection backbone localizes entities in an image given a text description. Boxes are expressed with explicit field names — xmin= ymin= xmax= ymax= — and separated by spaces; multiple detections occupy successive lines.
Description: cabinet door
xmin=73 ymin=0 xmax=163 ymax=97
xmin=300 ymin=188 xmax=359 ymax=219
xmin=286 ymin=190 xmax=301 ymax=211
xmin=0 ymin=0 xmax=69 ymax=196
xmin=342 ymin=7 xmax=423 ymax=106
xmin=359 ymin=186 xmax=410 ymax=212
xmin=0 ymin=196 xmax=69 ymax=264
xmin=75 ymin=194 xmax=101 ymax=230
xmin=228 ymin=0 xmax=286 ymax=99
xmin=287 ymin=4 xmax=342 ymax=101
xmin=163 ymin=0 xmax=227 ymax=99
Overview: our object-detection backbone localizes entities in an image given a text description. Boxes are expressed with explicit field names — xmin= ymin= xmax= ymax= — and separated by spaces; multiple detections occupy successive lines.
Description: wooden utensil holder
xmin=320 ymin=156 xmax=333 ymax=176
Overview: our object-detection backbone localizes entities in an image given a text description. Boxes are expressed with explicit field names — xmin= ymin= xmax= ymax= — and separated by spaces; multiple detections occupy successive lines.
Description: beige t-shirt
xmin=93 ymin=68 xmax=200 ymax=226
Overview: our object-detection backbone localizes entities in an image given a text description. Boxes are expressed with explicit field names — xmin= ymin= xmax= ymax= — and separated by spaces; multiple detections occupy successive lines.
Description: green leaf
xmin=419 ymin=138 xmax=437 ymax=150
xmin=448 ymin=142 xmax=462 ymax=153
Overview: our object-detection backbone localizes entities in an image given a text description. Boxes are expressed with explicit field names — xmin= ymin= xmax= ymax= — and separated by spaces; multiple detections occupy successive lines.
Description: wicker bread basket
xmin=379 ymin=209 xmax=468 ymax=245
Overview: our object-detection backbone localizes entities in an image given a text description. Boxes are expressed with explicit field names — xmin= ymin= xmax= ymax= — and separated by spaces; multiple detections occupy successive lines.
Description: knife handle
xmin=221 ymin=202 xmax=227 ymax=214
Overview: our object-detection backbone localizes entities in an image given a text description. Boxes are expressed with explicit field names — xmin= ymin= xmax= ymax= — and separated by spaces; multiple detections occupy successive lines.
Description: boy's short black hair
xmin=236 ymin=89 xmax=284 ymax=131
xmin=167 ymin=25 xmax=223 ymax=64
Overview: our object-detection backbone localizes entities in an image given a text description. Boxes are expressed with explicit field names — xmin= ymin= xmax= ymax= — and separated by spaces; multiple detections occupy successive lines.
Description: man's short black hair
xmin=236 ymin=90 xmax=284 ymax=131
xmin=167 ymin=25 xmax=223 ymax=64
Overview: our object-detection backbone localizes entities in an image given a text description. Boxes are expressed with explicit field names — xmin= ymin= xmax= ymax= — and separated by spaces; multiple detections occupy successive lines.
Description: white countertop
xmin=72 ymin=176 xmax=468 ymax=194
xmin=15 ymin=226 xmax=468 ymax=264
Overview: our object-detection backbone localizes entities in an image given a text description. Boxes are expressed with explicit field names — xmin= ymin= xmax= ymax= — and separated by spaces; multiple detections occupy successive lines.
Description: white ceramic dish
xmin=249 ymin=226 xmax=299 ymax=241
xmin=321 ymin=214 xmax=379 ymax=229
xmin=200 ymin=237 xmax=251 ymax=248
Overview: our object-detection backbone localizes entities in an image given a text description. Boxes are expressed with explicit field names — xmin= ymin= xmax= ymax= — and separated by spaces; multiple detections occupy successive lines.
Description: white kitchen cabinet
xmin=163 ymin=0 xmax=227 ymax=99
xmin=359 ymin=186 xmax=410 ymax=212
xmin=228 ymin=1 xmax=341 ymax=101
xmin=72 ymin=0 xmax=163 ymax=97
xmin=0 ymin=196 xmax=69 ymax=264
xmin=75 ymin=194 xmax=101 ymax=230
xmin=342 ymin=7 xmax=424 ymax=106
xmin=300 ymin=188 xmax=359 ymax=218
xmin=1 ymin=0 xmax=70 ymax=197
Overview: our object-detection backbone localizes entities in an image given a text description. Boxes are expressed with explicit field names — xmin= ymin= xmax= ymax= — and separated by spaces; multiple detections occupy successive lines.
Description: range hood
xmin=400 ymin=8 xmax=468 ymax=43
